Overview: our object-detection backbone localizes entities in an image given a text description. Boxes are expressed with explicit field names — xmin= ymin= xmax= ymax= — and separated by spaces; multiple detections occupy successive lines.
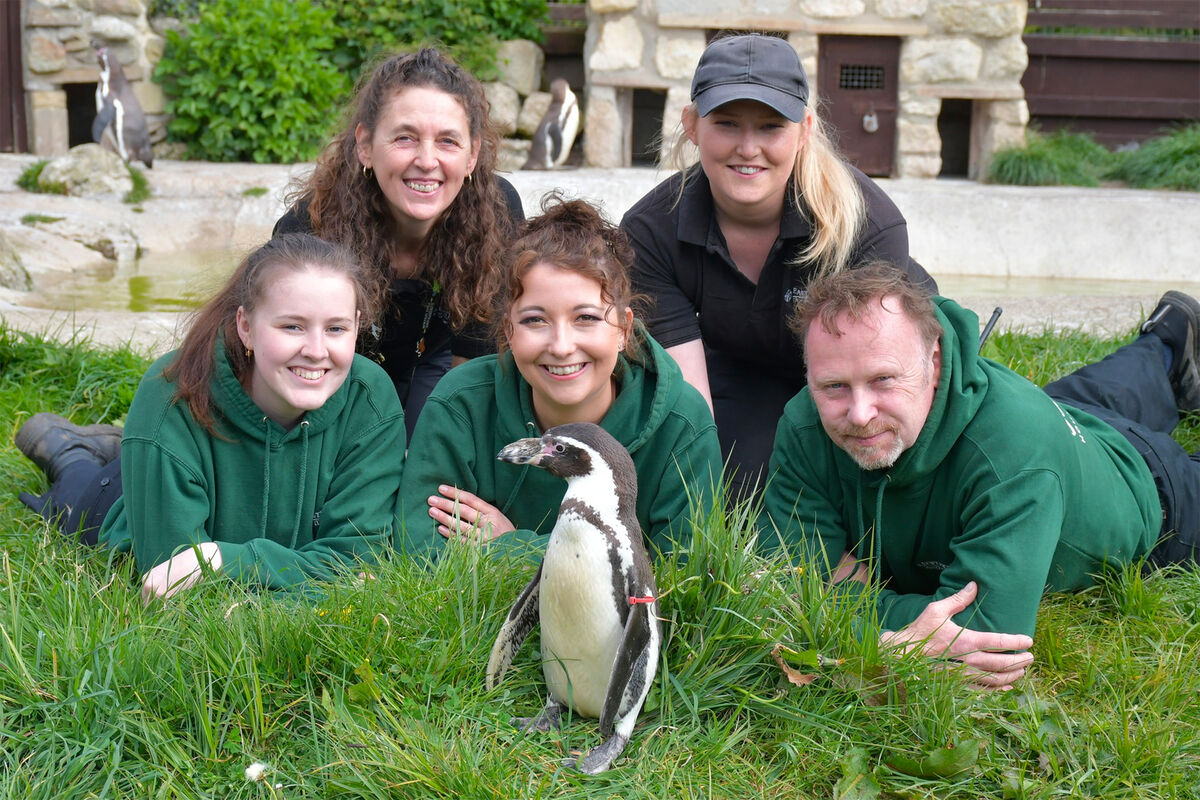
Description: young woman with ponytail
xmin=621 ymin=33 xmax=936 ymax=498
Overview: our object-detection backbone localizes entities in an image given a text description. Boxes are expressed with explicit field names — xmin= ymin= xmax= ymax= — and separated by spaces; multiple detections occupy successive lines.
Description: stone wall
xmin=582 ymin=0 xmax=1029 ymax=177
xmin=22 ymin=0 xmax=169 ymax=157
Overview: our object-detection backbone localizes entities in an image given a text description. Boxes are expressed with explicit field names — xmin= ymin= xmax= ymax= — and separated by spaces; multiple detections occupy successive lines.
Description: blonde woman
xmin=621 ymin=34 xmax=935 ymax=497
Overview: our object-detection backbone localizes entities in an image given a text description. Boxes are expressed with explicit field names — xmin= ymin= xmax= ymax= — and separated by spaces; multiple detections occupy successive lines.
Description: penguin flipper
xmin=598 ymin=599 xmax=658 ymax=737
xmin=92 ymin=104 xmax=116 ymax=143
xmin=548 ymin=124 xmax=563 ymax=165
xmin=486 ymin=563 xmax=542 ymax=689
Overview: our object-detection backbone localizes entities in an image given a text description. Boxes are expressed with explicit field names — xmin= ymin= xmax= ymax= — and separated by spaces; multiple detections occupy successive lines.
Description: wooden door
xmin=2 ymin=0 xmax=28 ymax=153
xmin=818 ymin=36 xmax=901 ymax=176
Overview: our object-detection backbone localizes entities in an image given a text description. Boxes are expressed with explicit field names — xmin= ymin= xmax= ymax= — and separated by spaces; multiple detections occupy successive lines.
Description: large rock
xmin=23 ymin=215 xmax=141 ymax=263
xmin=878 ymin=0 xmax=928 ymax=17
xmin=90 ymin=16 xmax=139 ymax=41
xmin=499 ymin=138 xmax=532 ymax=173
xmin=0 ymin=231 xmax=34 ymax=291
xmin=95 ymin=0 xmax=146 ymax=14
xmin=982 ymin=35 xmax=1028 ymax=80
xmin=583 ymin=86 xmax=625 ymax=167
xmin=902 ymin=38 xmax=983 ymax=83
xmin=518 ymin=92 xmax=553 ymax=137
xmin=655 ymin=33 xmax=706 ymax=80
xmin=496 ymin=39 xmax=544 ymax=97
xmin=484 ymin=82 xmax=520 ymax=136
xmin=935 ymin=0 xmax=1025 ymax=37
xmin=801 ymin=0 xmax=867 ymax=16
xmin=40 ymin=144 xmax=135 ymax=198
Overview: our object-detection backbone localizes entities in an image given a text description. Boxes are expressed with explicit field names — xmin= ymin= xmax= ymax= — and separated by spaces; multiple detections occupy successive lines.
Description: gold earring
xmin=361 ymin=164 xmax=373 ymax=180
xmin=245 ymin=347 xmax=253 ymax=358
xmin=466 ymin=172 xmax=473 ymax=183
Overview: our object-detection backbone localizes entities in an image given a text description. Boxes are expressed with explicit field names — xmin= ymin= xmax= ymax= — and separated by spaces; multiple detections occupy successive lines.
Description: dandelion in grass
xmin=245 ymin=761 xmax=268 ymax=782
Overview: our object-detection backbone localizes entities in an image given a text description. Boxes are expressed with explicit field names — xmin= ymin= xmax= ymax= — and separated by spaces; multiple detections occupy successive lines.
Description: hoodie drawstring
xmin=290 ymin=421 xmax=310 ymax=548
xmin=259 ymin=418 xmax=272 ymax=538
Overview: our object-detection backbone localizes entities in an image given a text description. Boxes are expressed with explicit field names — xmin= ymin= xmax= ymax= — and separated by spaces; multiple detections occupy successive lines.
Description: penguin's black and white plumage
xmin=488 ymin=422 xmax=660 ymax=774
xmin=521 ymin=77 xmax=580 ymax=170
xmin=93 ymin=44 xmax=154 ymax=168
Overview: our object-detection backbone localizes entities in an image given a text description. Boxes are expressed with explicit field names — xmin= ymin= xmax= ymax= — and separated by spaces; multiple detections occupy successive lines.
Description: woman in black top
xmin=621 ymin=34 xmax=935 ymax=497
xmin=275 ymin=48 xmax=524 ymax=437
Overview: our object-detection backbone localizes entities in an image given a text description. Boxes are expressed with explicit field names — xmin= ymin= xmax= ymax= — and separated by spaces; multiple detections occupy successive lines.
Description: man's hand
xmin=142 ymin=542 xmax=223 ymax=603
xmin=880 ymin=581 xmax=1034 ymax=690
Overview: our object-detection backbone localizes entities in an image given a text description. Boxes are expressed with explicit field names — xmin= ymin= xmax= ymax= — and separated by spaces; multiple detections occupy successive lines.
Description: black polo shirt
xmin=621 ymin=167 xmax=933 ymax=381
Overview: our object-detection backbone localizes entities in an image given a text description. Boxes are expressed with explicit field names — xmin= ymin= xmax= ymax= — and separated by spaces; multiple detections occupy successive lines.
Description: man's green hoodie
xmin=761 ymin=296 xmax=1160 ymax=636
xmin=397 ymin=336 xmax=720 ymax=559
xmin=99 ymin=346 xmax=405 ymax=587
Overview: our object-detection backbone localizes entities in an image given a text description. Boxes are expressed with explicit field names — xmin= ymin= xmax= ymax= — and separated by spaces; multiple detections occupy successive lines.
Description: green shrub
xmin=321 ymin=0 xmax=548 ymax=82
xmin=1105 ymin=124 xmax=1200 ymax=191
xmin=987 ymin=130 xmax=1111 ymax=187
xmin=154 ymin=0 xmax=350 ymax=163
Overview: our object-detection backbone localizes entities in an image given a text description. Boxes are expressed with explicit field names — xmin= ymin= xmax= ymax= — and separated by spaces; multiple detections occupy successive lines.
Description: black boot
xmin=15 ymin=413 xmax=123 ymax=484
xmin=1141 ymin=291 xmax=1200 ymax=412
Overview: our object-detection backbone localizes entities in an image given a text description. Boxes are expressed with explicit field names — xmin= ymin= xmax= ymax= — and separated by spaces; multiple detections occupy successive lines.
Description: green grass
xmin=124 ymin=165 xmax=152 ymax=204
xmin=988 ymin=125 xmax=1200 ymax=192
xmin=242 ymin=186 xmax=269 ymax=198
xmin=16 ymin=160 xmax=67 ymax=196
xmin=20 ymin=214 xmax=65 ymax=225
xmin=1 ymin=320 xmax=1198 ymax=797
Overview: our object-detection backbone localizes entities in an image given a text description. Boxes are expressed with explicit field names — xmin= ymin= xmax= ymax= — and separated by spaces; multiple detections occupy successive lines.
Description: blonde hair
xmin=666 ymin=102 xmax=865 ymax=280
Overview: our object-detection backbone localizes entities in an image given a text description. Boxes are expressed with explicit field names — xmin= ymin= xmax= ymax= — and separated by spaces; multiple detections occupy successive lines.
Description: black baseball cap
xmin=691 ymin=35 xmax=809 ymax=122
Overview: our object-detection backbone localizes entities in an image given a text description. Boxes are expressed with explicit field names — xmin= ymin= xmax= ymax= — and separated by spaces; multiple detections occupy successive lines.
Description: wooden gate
xmin=2 ymin=0 xmax=27 ymax=153
xmin=1023 ymin=0 xmax=1200 ymax=147
xmin=818 ymin=36 xmax=901 ymax=177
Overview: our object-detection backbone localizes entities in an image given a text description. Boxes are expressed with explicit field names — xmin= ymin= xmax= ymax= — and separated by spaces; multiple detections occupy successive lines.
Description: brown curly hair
xmin=288 ymin=48 xmax=509 ymax=331
xmin=495 ymin=195 xmax=649 ymax=363
xmin=165 ymin=234 xmax=375 ymax=433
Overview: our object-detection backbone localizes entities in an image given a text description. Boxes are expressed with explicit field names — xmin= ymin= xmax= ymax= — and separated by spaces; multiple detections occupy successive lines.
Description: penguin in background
xmin=521 ymin=77 xmax=580 ymax=170
xmin=93 ymin=43 xmax=154 ymax=168
xmin=488 ymin=423 xmax=661 ymax=774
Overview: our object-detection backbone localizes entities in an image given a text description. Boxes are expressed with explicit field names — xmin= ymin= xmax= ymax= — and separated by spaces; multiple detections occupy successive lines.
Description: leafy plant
xmin=154 ymin=0 xmax=350 ymax=163
xmin=123 ymin=164 xmax=151 ymax=204
xmin=1106 ymin=124 xmax=1200 ymax=191
xmin=320 ymin=0 xmax=548 ymax=82
xmin=986 ymin=130 xmax=1110 ymax=187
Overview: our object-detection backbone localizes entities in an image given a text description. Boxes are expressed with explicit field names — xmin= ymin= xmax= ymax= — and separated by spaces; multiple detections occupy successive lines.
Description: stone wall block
xmin=801 ymin=0 xmax=867 ymax=18
xmin=899 ymin=91 xmax=942 ymax=117
xmin=876 ymin=0 xmax=928 ymax=18
xmin=484 ymin=82 xmax=521 ymax=136
xmin=27 ymin=4 xmax=84 ymax=26
xmin=31 ymin=91 xmax=69 ymax=156
xmin=589 ymin=14 xmax=644 ymax=72
xmin=989 ymin=98 xmax=1029 ymax=126
xmin=28 ymin=35 xmax=68 ymax=74
xmin=655 ymin=33 xmax=706 ymax=80
xmin=518 ymin=92 xmax=553 ymax=136
xmin=496 ymin=39 xmax=545 ymax=96
xmin=584 ymin=86 xmax=623 ymax=168
xmin=896 ymin=152 xmax=941 ymax=178
xmin=934 ymin=0 xmax=1024 ymax=37
xmin=498 ymin=138 xmax=531 ymax=172
xmin=590 ymin=0 xmax=637 ymax=12
xmin=897 ymin=116 xmax=941 ymax=154
xmin=144 ymin=34 xmax=165 ymax=64
xmin=132 ymin=80 xmax=166 ymax=115
xmin=981 ymin=34 xmax=1028 ymax=80
xmin=63 ymin=32 xmax=92 ymax=53
xmin=95 ymin=0 xmax=145 ymax=14
xmin=902 ymin=38 xmax=982 ymax=83
xmin=90 ymin=16 xmax=139 ymax=41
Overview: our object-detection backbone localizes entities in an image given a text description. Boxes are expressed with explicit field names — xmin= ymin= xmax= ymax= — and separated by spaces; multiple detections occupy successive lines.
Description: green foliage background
xmin=153 ymin=0 xmax=549 ymax=163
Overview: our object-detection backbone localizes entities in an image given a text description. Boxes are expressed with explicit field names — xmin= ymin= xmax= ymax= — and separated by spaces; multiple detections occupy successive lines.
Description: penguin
xmin=487 ymin=422 xmax=661 ymax=774
xmin=93 ymin=44 xmax=154 ymax=168
xmin=521 ymin=77 xmax=580 ymax=170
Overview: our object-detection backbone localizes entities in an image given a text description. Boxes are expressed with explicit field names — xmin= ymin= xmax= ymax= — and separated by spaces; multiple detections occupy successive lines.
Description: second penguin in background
xmin=396 ymin=197 xmax=721 ymax=559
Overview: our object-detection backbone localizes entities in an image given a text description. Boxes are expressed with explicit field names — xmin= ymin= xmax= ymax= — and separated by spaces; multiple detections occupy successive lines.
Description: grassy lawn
xmin=1 ymin=321 xmax=1197 ymax=798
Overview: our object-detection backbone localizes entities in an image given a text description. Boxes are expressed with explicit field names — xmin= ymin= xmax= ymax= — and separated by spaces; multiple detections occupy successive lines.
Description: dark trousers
xmin=1044 ymin=334 xmax=1200 ymax=567
xmin=706 ymin=346 xmax=804 ymax=503
xmin=393 ymin=344 xmax=452 ymax=442
xmin=24 ymin=456 xmax=124 ymax=546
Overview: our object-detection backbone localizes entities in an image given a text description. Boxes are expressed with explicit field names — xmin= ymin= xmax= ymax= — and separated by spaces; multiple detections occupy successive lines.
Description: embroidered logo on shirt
xmin=784 ymin=287 xmax=807 ymax=305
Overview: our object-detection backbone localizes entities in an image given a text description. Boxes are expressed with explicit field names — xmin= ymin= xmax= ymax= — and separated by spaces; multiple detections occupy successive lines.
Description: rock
xmin=40 ymin=144 xmax=135 ymax=198
xmin=801 ymin=0 xmax=867 ymax=17
xmin=878 ymin=0 xmax=929 ymax=17
xmin=982 ymin=35 xmax=1028 ymax=80
xmin=518 ymin=92 xmax=552 ymax=137
xmin=484 ymin=82 xmax=520 ymax=137
xmin=496 ymin=40 xmax=544 ymax=97
xmin=902 ymin=38 xmax=983 ymax=83
xmin=149 ymin=15 xmax=185 ymax=37
xmin=23 ymin=215 xmax=141 ymax=263
xmin=90 ymin=16 xmax=139 ymax=41
xmin=0 ymin=231 xmax=34 ymax=292
xmin=26 ymin=4 xmax=83 ymax=26
xmin=589 ymin=14 xmax=644 ymax=72
xmin=583 ymin=86 xmax=624 ymax=167
xmin=499 ymin=138 xmax=532 ymax=173
xmin=28 ymin=35 xmax=68 ymax=74
xmin=591 ymin=0 xmax=637 ymax=12
xmin=935 ymin=0 xmax=1025 ymax=37
xmin=95 ymin=0 xmax=145 ymax=14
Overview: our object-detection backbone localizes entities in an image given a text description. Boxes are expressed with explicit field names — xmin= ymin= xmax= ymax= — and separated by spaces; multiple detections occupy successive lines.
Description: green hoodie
xmin=760 ymin=296 xmax=1160 ymax=636
xmin=396 ymin=336 xmax=720 ymax=559
xmin=99 ymin=345 xmax=406 ymax=587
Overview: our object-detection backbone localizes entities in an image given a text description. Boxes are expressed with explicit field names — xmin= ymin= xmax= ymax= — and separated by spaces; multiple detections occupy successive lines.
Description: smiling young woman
xmin=275 ymin=48 xmax=525 ymax=439
xmin=621 ymin=34 xmax=937 ymax=500
xmin=15 ymin=235 xmax=406 ymax=601
xmin=396 ymin=198 xmax=721 ymax=560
